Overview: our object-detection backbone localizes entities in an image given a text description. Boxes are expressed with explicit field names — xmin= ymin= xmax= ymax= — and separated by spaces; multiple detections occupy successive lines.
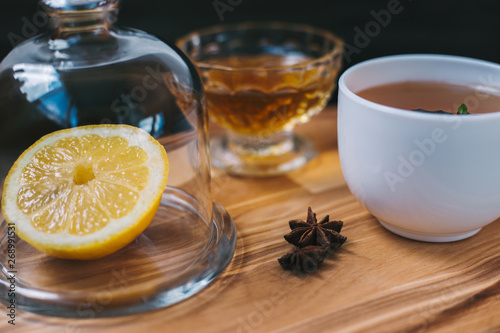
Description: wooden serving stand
xmin=4 ymin=106 xmax=500 ymax=332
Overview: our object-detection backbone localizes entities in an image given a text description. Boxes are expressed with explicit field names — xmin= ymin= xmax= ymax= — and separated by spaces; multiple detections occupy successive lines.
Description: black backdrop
xmin=1 ymin=0 xmax=500 ymax=85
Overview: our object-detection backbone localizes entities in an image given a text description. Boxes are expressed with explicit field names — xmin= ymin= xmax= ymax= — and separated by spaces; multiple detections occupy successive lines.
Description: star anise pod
xmin=278 ymin=245 xmax=328 ymax=275
xmin=284 ymin=207 xmax=346 ymax=249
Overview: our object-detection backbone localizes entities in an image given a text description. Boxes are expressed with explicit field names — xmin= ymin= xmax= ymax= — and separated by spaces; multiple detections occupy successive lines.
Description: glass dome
xmin=0 ymin=0 xmax=236 ymax=317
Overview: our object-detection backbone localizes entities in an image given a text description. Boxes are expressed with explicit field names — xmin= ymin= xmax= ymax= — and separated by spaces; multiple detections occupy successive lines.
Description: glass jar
xmin=0 ymin=0 xmax=236 ymax=317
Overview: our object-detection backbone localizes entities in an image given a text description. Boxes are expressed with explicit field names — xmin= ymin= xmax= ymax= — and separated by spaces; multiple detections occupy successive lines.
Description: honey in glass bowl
xmin=203 ymin=54 xmax=336 ymax=135
xmin=178 ymin=22 xmax=343 ymax=176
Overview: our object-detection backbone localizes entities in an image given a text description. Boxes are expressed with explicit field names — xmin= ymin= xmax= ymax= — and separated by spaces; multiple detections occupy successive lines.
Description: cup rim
xmin=176 ymin=21 xmax=343 ymax=72
xmin=339 ymin=53 xmax=500 ymax=120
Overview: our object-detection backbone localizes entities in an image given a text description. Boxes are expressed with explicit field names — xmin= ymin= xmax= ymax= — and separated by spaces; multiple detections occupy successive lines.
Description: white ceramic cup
xmin=338 ymin=54 xmax=500 ymax=242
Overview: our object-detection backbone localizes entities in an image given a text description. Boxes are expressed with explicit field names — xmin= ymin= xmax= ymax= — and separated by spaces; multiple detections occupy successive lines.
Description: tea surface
xmin=357 ymin=81 xmax=500 ymax=114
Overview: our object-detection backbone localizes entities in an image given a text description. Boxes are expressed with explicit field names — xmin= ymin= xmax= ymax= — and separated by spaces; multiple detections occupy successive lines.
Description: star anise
xmin=412 ymin=104 xmax=469 ymax=115
xmin=284 ymin=207 xmax=346 ymax=249
xmin=278 ymin=245 xmax=328 ymax=275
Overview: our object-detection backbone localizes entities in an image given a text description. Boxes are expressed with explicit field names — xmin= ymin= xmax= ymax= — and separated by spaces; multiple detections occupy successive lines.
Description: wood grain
xmin=3 ymin=106 xmax=500 ymax=333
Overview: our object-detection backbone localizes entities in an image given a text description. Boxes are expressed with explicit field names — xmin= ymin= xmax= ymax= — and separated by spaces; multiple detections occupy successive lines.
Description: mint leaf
xmin=457 ymin=103 xmax=469 ymax=114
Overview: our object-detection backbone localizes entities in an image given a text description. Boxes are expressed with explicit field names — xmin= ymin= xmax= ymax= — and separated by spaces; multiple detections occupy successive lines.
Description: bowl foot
xmin=377 ymin=220 xmax=481 ymax=242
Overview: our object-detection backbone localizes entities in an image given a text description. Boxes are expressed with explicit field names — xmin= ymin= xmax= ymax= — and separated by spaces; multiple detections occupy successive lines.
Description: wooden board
xmin=3 ymin=106 xmax=500 ymax=332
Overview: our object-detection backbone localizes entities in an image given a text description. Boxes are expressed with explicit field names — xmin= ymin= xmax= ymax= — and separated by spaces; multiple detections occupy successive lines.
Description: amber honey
xmin=201 ymin=54 xmax=337 ymax=135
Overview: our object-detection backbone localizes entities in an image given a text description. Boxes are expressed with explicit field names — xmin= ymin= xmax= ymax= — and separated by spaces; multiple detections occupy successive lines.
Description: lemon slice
xmin=1 ymin=125 xmax=169 ymax=260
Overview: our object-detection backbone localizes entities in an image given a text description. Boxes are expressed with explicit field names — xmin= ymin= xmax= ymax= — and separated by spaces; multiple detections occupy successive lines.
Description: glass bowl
xmin=177 ymin=22 xmax=343 ymax=176
xmin=0 ymin=0 xmax=236 ymax=317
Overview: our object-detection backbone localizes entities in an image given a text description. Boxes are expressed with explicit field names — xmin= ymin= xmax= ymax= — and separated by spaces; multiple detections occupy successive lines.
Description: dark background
xmin=1 ymin=0 xmax=500 ymax=82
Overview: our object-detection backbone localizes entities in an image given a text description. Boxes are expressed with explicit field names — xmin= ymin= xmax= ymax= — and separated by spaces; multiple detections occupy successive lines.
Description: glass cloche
xmin=0 ymin=0 xmax=236 ymax=317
